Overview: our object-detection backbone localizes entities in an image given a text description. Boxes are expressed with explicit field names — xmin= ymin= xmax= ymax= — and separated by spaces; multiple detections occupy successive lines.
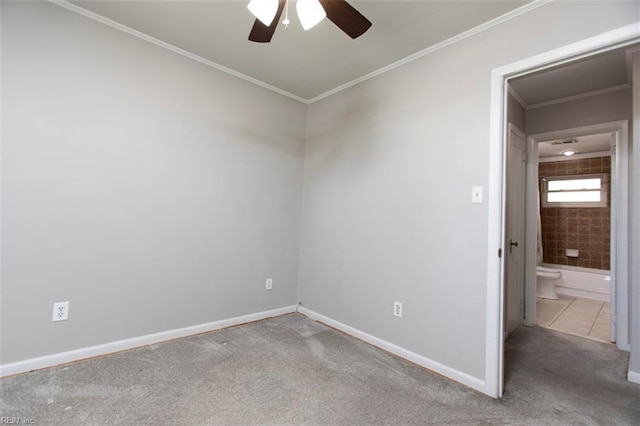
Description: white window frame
xmin=541 ymin=173 xmax=608 ymax=208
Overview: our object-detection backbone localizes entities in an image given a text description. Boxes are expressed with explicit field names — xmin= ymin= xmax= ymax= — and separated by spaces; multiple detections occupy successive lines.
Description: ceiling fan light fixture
xmin=247 ymin=0 xmax=279 ymax=26
xmin=296 ymin=0 xmax=326 ymax=30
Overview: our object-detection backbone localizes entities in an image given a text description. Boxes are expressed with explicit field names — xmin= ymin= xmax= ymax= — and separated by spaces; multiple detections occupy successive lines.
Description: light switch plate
xmin=472 ymin=186 xmax=483 ymax=203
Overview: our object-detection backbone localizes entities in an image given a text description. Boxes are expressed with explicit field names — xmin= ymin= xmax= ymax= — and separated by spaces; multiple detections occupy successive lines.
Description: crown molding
xmin=48 ymin=0 xmax=310 ymax=105
xmin=507 ymin=85 xmax=528 ymax=109
xmin=50 ymin=0 xmax=554 ymax=105
xmin=527 ymin=84 xmax=631 ymax=110
xmin=307 ymin=0 xmax=554 ymax=103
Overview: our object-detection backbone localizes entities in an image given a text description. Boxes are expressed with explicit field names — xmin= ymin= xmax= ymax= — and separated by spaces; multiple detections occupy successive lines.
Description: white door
xmin=505 ymin=123 xmax=526 ymax=336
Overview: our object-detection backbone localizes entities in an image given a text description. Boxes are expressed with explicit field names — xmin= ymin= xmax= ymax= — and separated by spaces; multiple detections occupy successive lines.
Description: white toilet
xmin=536 ymin=266 xmax=561 ymax=299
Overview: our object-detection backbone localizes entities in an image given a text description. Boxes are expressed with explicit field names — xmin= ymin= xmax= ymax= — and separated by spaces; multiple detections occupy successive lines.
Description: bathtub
xmin=543 ymin=263 xmax=610 ymax=302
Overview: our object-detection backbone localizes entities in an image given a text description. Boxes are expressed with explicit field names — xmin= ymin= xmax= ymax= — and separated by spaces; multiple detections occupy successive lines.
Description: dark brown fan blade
xmin=248 ymin=0 xmax=286 ymax=43
xmin=319 ymin=0 xmax=372 ymax=39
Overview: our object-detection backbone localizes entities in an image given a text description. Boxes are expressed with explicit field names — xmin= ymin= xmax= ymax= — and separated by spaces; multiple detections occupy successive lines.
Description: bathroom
xmin=535 ymin=133 xmax=612 ymax=343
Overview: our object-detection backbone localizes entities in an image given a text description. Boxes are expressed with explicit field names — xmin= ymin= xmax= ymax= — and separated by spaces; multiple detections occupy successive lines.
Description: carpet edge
xmin=297 ymin=306 xmax=489 ymax=396
xmin=0 ymin=305 xmax=298 ymax=378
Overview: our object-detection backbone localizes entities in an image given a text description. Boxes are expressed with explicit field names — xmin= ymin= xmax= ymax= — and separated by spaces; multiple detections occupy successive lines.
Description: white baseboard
xmin=0 ymin=305 xmax=297 ymax=378
xmin=297 ymin=306 xmax=487 ymax=396
xmin=628 ymin=369 xmax=640 ymax=385
xmin=555 ymin=287 xmax=610 ymax=303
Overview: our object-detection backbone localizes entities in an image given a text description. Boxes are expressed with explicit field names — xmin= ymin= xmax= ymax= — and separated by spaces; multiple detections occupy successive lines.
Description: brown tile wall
xmin=538 ymin=156 xmax=610 ymax=270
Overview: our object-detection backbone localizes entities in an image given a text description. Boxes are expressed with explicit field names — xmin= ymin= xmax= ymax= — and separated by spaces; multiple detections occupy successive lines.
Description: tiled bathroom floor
xmin=536 ymin=295 xmax=611 ymax=343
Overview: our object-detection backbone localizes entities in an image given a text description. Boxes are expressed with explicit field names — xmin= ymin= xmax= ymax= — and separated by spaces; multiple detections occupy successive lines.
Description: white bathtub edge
xmin=542 ymin=263 xmax=610 ymax=302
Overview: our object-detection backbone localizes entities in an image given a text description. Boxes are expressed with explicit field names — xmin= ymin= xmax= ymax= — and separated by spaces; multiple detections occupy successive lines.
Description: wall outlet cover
xmin=52 ymin=301 xmax=70 ymax=322
xmin=393 ymin=301 xmax=403 ymax=318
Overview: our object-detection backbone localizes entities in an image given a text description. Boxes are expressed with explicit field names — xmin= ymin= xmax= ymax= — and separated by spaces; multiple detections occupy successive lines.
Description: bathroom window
xmin=542 ymin=174 xmax=608 ymax=207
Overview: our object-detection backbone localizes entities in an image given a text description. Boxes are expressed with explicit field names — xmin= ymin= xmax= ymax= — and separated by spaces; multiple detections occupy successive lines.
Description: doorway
xmin=523 ymin=125 xmax=628 ymax=349
xmin=485 ymin=28 xmax=640 ymax=398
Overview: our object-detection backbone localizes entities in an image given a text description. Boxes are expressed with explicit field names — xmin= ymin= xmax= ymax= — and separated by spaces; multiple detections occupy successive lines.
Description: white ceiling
xmin=68 ymin=0 xmax=530 ymax=101
xmin=510 ymin=43 xmax=638 ymax=158
xmin=509 ymin=46 xmax=632 ymax=107
xmin=538 ymin=133 xmax=612 ymax=158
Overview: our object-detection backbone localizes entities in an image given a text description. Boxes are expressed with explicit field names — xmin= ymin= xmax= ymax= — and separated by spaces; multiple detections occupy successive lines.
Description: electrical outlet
xmin=52 ymin=301 xmax=70 ymax=322
xmin=393 ymin=301 xmax=403 ymax=318
xmin=266 ymin=278 xmax=273 ymax=291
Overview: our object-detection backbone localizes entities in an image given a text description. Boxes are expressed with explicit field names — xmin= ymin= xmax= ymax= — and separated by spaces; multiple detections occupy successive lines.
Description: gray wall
xmin=1 ymin=2 xmax=306 ymax=363
xmin=526 ymin=89 xmax=632 ymax=135
xmin=298 ymin=1 xmax=639 ymax=381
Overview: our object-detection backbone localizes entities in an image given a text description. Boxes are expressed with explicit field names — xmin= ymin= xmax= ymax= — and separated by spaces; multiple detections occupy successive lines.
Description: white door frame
xmin=485 ymin=23 xmax=640 ymax=398
xmin=525 ymin=122 xmax=629 ymax=352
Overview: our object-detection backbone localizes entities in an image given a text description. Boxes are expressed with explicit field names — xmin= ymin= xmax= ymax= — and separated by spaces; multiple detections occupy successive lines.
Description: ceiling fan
xmin=247 ymin=0 xmax=372 ymax=43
